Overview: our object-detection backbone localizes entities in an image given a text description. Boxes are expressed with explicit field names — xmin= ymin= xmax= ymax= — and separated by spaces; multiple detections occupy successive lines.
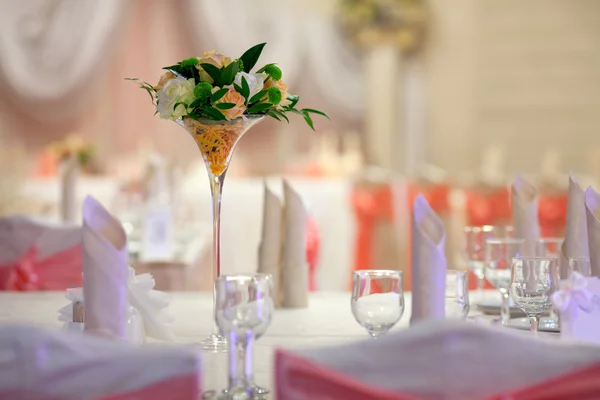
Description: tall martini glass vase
xmin=178 ymin=115 xmax=264 ymax=352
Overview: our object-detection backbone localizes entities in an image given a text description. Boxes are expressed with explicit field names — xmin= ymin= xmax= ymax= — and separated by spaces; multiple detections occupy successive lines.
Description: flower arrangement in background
xmin=127 ymin=43 xmax=328 ymax=130
xmin=338 ymin=0 xmax=428 ymax=52
xmin=49 ymin=135 xmax=95 ymax=168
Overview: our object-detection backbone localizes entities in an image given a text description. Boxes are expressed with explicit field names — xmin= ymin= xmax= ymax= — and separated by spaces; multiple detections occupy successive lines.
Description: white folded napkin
xmin=562 ymin=173 xmax=589 ymax=277
xmin=60 ymin=157 xmax=79 ymax=224
xmin=59 ymin=268 xmax=174 ymax=342
xmin=82 ymin=196 xmax=128 ymax=340
xmin=511 ymin=175 xmax=540 ymax=256
xmin=0 ymin=325 xmax=200 ymax=400
xmin=585 ymin=187 xmax=600 ymax=277
xmin=281 ymin=180 xmax=309 ymax=308
xmin=0 ymin=215 xmax=80 ymax=265
xmin=410 ymin=194 xmax=446 ymax=325
xmin=257 ymin=182 xmax=284 ymax=306
xmin=278 ymin=320 xmax=600 ymax=400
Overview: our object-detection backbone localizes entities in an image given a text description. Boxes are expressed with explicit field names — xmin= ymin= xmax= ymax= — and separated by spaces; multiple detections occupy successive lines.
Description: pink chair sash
xmin=276 ymin=349 xmax=600 ymax=400
xmin=306 ymin=218 xmax=320 ymax=292
xmin=0 ymin=245 xmax=82 ymax=291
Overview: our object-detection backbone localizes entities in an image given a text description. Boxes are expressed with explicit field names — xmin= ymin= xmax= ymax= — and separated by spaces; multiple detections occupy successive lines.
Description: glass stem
xmin=501 ymin=292 xmax=510 ymax=326
xmin=227 ymin=330 xmax=253 ymax=393
xmin=209 ymin=172 xmax=226 ymax=335
xmin=476 ymin=274 xmax=484 ymax=296
xmin=530 ymin=315 xmax=540 ymax=335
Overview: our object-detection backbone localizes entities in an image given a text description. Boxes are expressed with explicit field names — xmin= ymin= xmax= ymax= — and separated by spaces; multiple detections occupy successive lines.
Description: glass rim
xmin=446 ymin=269 xmax=469 ymax=276
xmin=511 ymin=256 xmax=558 ymax=261
xmin=537 ymin=237 xmax=564 ymax=243
xmin=353 ymin=269 xmax=402 ymax=277
xmin=486 ymin=238 xmax=525 ymax=244
xmin=568 ymin=256 xmax=591 ymax=262
xmin=216 ymin=273 xmax=273 ymax=282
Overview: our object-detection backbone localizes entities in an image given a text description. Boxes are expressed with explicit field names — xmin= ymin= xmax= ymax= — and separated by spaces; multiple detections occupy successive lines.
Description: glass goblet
xmin=510 ymin=257 xmax=560 ymax=335
xmin=351 ymin=270 xmax=404 ymax=338
xmin=215 ymin=273 xmax=274 ymax=399
xmin=485 ymin=238 xmax=526 ymax=326
xmin=445 ymin=270 xmax=470 ymax=319
xmin=569 ymin=256 xmax=591 ymax=278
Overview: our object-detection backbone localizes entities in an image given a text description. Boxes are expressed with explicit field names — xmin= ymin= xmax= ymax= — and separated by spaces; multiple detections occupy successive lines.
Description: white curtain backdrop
xmin=182 ymin=0 xmax=365 ymax=117
xmin=0 ymin=0 xmax=128 ymax=123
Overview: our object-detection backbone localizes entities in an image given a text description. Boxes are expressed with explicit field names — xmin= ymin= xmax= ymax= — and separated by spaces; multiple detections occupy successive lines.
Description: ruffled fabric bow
xmin=58 ymin=267 xmax=174 ymax=341
xmin=552 ymin=272 xmax=593 ymax=313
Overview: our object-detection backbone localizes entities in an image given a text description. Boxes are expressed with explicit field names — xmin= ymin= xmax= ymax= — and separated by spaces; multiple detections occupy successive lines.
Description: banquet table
xmin=0 ymin=290 xmax=543 ymax=397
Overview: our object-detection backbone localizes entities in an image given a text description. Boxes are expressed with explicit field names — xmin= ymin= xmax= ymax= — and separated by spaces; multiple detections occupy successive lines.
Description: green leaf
xmin=286 ymin=95 xmax=300 ymax=109
xmin=247 ymin=102 xmax=273 ymax=114
xmin=190 ymin=65 xmax=201 ymax=84
xmin=241 ymin=76 xmax=250 ymax=99
xmin=163 ymin=65 xmax=185 ymax=76
xmin=301 ymin=108 xmax=330 ymax=120
xmin=200 ymin=63 xmax=222 ymax=84
xmin=248 ymin=89 xmax=268 ymax=104
xmin=302 ymin=111 xmax=315 ymax=131
xmin=214 ymin=102 xmax=236 ymax=110
xmin=266 ymin=110 xmax=281 ymax=121
xmin=201 ymin=106 xmax=227 ymax=121
xmin=220 ymin=61 xmax=239 ymax=85
xmin=272 ymin=109 xmax=290 ymax=123
xmin=233 ymin=83 xmax=244 ymax=94
xmin=239 ymin=43 xmax=266 ymax=73
xmin=189 ymin=99 xmax=206 ymax=109
xmin=256 ymin=63 xmax=277 ymax=73
xmin=211 ymin=88 xmax=229 ymax=103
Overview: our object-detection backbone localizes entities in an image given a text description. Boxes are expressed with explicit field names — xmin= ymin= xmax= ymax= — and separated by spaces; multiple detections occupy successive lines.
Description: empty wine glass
xmin=510 ymin=257 xmax=560 ymax=335
xmin=445 ymin=270 xmax=470 ymax=319
xmin=536 ymin=238 xmax=564 ymax=258
xmin=485 ymin=238 xmax=526 ymax=326
xmin=569 ymin=256 xmax=591 ymax=278
xmin=462 ymin=225 xmax=513 ymax=294
xmin=214 ymin=274 xmax=274 ymax=399
xmin=351 ymin=270 xmax=404 ymax=338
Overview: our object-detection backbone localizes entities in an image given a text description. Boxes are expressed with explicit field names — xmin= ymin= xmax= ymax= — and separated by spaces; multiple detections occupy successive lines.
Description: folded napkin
xmin=0 ymin=325 xmax=200 ymax=400
xmin=585 ymin=187 xmax=600 ymax=277
xmin=60 ymin=156 xmax=79 ymax=223
xmin=411 ymin=194 xmax=446 ymax=324
xmin=59 ymin=267 xmax=174 ymax=342
xmin=281 ymin=180 xmax=309 ymax=308
xmin=82 ymin=196 xmax=128 ymax=340
xmin=275 ymin=320 xmax=600 ymax=400
xmin=512 ymin=175 xmax=541 ymax=256
xmin=257 ymin=182 xmax=284 ymax=306
xmin=562 ymin=173 xmax=589 ymax=277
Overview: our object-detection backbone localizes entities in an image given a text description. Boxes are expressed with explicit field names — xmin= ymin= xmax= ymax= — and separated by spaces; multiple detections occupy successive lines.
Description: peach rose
xmin=213 ymin=86 xmax=246 ymax=120
xmin=197 ymin=51 xmax=232 ymax=83
xmin=264 ymin=78 xmax=291 ymax=107
xmin=154 ymin=71 xmax=175 ymax=91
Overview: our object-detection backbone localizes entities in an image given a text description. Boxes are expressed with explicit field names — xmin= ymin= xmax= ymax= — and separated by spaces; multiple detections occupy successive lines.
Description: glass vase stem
xmin=210 ymin=172 xmax=225 ymax=334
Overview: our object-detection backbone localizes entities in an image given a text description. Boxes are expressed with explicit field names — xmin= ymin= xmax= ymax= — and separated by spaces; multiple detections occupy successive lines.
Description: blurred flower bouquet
xmin=49 ymin=135 xmax=96 ymax=173
xmin=127 ymin=43 xmax=328 ymax=351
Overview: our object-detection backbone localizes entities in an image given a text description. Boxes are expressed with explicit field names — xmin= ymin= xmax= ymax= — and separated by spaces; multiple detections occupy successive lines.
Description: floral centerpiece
xmin=128 ymin=43 xmax=327 ymax=352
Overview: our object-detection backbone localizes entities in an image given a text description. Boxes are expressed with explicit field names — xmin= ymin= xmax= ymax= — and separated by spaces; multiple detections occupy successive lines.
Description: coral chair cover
xmin=464 ymin=186 xmax=511 ymax=227
xmin=275 ymin=321 xmax=600 ymax=400
xmin=0 ymin=325 xmax=200 ymax=400
xmin=538 ymin=189 xmax=568 ymax=239
xmin=0 ymin=216 xmax=82 ymax=291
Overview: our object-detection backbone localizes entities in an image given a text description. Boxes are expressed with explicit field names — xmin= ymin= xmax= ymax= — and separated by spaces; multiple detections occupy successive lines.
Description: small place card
xmin=140 ymin=204 xmax=175 ymax=262
xmin=554 ymin=273 xmax=600 ymax=344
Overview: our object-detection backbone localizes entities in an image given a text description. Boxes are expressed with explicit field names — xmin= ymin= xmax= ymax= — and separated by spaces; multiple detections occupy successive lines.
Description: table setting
xmin=2 ymin=43 xmax=600 ymax=400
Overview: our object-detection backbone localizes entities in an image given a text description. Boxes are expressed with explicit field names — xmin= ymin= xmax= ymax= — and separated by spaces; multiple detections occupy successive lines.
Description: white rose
xmin=156 ymin=77 xmax=195 ymax=119
xmin=233 ymin=72 xmax=264 ymax=99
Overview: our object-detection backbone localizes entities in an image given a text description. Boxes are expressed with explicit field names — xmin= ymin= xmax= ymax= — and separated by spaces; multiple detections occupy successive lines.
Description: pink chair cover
xmin=0 ymin=245 xmax=82 ymax=291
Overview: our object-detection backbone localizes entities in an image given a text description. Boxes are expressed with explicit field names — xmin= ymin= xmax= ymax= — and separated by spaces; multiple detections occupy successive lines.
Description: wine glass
xmin=485 ymin=238 xmax=526 ymax=326
xmin=569 ymin=256 xmax=591 ymax=278
xmin=214 ymin=273 xmax=274 ymax=399
xmin=445 ymin=270 xmax=470 ymax=319
xmin=462 ymin=225 xmax=513 ymax=294
xmin=351 ymin=270 xmax=404 ymax=338
xmin=510 ymin=257 xmax=560 ymax=335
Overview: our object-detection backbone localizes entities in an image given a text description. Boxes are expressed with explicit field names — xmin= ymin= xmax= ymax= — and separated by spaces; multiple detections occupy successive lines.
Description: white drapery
xmin=0 ymin=0 xmax=128 ymax=123
xmin=182 ymin=0 xmax=365 ymax=117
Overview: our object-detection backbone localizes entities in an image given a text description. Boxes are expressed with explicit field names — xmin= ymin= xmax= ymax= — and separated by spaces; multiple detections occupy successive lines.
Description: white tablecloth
xmin=0 ymin=291 xmax=398 ymax=394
